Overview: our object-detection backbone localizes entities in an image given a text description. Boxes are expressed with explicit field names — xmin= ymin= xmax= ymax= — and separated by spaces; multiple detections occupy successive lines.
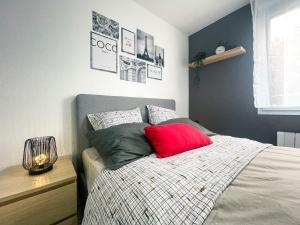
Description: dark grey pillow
xmin=158 ymin=118 xmax=216 ymax=136
xmin=87 ymin=123 xmax=153 ymax=170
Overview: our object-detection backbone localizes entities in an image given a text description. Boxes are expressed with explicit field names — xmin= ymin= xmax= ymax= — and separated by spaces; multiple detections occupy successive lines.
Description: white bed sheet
xmin=82 ymin=147 xmax=105 ymax=192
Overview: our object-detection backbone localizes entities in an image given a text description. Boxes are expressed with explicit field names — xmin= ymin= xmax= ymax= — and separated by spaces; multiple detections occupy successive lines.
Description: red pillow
xmin=144 ymin=123 xmax=213 ymax=158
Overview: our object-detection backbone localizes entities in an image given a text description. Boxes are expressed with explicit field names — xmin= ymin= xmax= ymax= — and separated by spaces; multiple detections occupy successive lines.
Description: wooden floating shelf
xmin=189 ymin=46 xmax=246 ymax=68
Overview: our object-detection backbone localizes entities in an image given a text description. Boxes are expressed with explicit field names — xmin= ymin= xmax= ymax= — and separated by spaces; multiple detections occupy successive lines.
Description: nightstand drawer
xmin=57 ymin=215 xmax=77 ymax=225
xmin=0 ymin=182 xmax=76 ymax=225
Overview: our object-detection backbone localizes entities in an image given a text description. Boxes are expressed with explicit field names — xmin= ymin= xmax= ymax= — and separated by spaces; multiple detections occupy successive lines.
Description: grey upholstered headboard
xmin=75 ymin=94 xmax=175 ymax=173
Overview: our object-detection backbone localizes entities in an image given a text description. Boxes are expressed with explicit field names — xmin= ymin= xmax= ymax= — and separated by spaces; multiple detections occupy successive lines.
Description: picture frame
xmin=92 ymin=11 xmax=119 ymax=39
xmin=147 ymin=64 xmax=162 ymax=80
xmin=90 ymin=31 xmax=118 ymax=73
xmin=154 ymin=45 xmax=164 ymax=67
xmin=121 ymin=28 xmax=135 ymax=55
xmin=137 ymin=29 xmax=154 ymax=63
xmin=120 ymin=56 xmax=146 ymax=83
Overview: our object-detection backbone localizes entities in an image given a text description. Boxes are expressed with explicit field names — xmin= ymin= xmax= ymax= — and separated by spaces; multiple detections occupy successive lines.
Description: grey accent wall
xmin=189 ymin=5 xmax=300 ymax=145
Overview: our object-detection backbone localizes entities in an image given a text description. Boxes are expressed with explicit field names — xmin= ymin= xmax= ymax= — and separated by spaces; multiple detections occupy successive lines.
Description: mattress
xmin=82 ymin=147 xmax=105 ymax=192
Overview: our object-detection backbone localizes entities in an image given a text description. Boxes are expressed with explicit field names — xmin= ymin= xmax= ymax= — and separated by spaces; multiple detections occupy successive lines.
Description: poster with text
xmin=90 ymin=31 xmax=117 ymax=73
xmin=147 ymin=64 xmax=162 ymax=80
xmin=121 ymin=28 xmax=135 ymax=55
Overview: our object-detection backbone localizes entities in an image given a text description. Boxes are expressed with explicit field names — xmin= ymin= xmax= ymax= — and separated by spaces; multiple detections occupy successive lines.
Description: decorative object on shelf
xmin=137 ymin=29 xmax=154 ymax=63
xmin=215 ymin=41 xmax=237 ymax=54
xmin=189 ymin=46 xmax=246 ymax=68
xmin=23 ymin=136 xmax=58 ymax=175
xmin=215 ymin=45 xmax=225 ymax=54
xmin=121 ymin=28 xmax=135 ymax=55
xmin=147 ymin=64 xmax=162 ymax=80
xmin=92 ymin=11 xmax=119 ymax=39
xmin=154 ymin=46 xmax=164 ymax=67
xmin=90 ymin=31 xmax=118 ymax=73
xmin=189 ymin=52 xmax=207 ymax=86
xmin=190 ymin=51 xmax=207 ymax=69
xmin=120 ymin=55 xmax=146 ymax=83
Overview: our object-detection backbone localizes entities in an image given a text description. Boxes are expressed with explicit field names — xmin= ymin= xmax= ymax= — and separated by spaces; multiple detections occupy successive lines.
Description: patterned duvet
xmin=83 ymin=135 xmax=270 ymax=225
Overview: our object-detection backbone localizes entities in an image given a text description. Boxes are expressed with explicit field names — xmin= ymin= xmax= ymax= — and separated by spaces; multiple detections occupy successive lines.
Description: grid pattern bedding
xmin=83 ymin=135 xmax=270 ymax=225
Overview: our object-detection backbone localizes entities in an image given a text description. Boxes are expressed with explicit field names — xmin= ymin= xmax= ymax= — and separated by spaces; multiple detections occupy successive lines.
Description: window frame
xmin=257 ymin=4 xmax=300 ymax=115
xmin=258 ymin=107 xmax=300 ymax=115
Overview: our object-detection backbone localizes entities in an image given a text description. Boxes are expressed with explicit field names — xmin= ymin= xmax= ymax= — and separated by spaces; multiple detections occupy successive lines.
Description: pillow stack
xmin=87 ymin=108 xmax=152 ymax=170
xmin=88 ymin=122 xmax=153 ymax=170
xmin=87 ymin=105 xmax=214 ymax=170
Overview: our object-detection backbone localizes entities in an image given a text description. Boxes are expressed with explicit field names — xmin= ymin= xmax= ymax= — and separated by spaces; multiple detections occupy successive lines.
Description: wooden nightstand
xmin=0 ymin=156 xmax=77 ymax=225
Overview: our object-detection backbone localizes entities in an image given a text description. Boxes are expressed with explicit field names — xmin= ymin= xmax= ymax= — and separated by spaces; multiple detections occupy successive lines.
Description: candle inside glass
xmin=34 ymin=154 xmax=47 ymax=166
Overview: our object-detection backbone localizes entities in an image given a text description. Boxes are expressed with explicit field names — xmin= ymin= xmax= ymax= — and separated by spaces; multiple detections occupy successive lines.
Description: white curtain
xmin=251 ymin=0 xmax=300 ymax=108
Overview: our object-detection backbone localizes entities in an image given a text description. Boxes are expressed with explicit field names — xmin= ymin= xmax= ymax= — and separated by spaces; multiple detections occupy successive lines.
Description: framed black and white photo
xmin=120 ymin=56 xmax=146 ymax=83
xmin=154 ymin=45 xmax=164 ymax=67
xmin=137 ymin=29 xmax=154 ymax=63
xmin=147 ymin=64 xmax=162 ymax=80
xmin=121 ymin=28 xmax=135 ymax=55
xmin=92 ymin=11 xmax=119 ymax=39
xmin=90 ymin=31 xmax=117 ymax=73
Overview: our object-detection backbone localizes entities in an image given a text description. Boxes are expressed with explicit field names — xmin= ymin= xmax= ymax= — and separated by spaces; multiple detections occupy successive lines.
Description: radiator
xmin=277 ymin=132 xmax=300 ymax=148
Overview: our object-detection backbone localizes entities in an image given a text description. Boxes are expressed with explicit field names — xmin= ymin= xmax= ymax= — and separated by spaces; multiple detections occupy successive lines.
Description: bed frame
xmin=75 ymin=94 xmax=175 ymax=199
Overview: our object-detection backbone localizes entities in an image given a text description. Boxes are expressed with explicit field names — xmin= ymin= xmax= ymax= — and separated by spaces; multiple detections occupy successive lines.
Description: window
xmin=251 ymin=0 xmax=300 ymax=115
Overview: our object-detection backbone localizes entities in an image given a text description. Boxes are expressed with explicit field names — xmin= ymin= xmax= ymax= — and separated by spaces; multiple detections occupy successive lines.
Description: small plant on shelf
xmin=190 ymin=51 xmax=206 ymax=85
xmin=190 ymin=51 xmax=206 ymax=68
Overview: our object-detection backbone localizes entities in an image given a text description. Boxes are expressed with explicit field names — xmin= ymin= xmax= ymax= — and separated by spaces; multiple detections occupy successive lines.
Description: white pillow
xmin=147 ymin=105 xmax=178 ymax=125
xmin=87 ymin=107 xmax=143 ymax=130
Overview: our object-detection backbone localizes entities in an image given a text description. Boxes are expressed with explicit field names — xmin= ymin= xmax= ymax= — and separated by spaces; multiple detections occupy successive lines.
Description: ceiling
xmin=133 ymin=0 xmax=249 ymax=35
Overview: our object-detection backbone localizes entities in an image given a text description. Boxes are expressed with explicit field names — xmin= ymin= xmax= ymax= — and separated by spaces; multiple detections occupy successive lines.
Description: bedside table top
xmin=0 ymin=156 xmax=76 ymax=206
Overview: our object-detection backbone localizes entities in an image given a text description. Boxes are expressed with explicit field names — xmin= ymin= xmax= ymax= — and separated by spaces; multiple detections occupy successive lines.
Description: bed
xmin=76 ymin=94 xmax=300 ymax=225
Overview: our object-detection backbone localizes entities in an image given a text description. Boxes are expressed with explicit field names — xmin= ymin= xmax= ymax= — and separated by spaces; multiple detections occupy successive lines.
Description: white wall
xmin=0 ymin=0 xmax=188 ymax=169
